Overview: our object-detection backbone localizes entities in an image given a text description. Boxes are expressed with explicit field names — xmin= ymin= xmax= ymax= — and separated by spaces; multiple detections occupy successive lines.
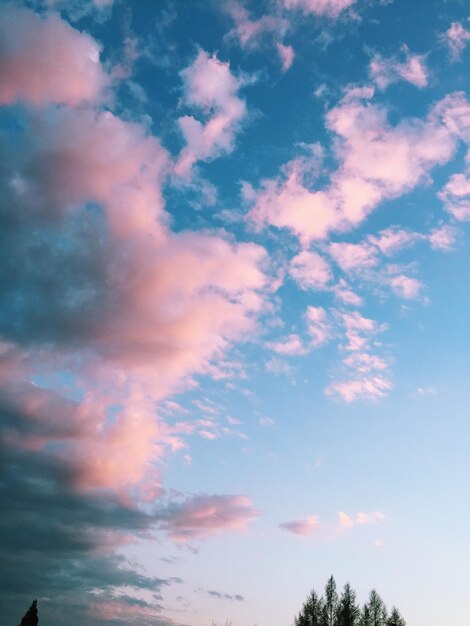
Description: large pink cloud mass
xmin=0 ymin=6 xmax=109 ymax=106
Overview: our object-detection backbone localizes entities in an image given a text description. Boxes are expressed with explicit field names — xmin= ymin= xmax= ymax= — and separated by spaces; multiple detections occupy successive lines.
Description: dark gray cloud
xmin=206 ymin=590 xmax=244 ymax=602
xmin=0 ymin=436 xmax=182 ymax=625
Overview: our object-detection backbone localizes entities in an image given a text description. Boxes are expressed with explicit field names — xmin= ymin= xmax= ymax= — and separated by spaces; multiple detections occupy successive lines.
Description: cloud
xmin=206 ymin=590 xmax=244 ymax=602
xmin=369 ymin=47 xmax=429 ymax=90
xmin=305 ymin=306 xmax=332 ymax=347
xmin=176 ymin=50 xmax=248 ymax=176
xmin=326 ymin=312 xmax=390 ymax=402
xmin=246 ymin=90 xmax=464 ymax=245
xmin=339 ymin=511 xmax=385 ymax=529
xmin=389 ymin=275 xmax=422 ymax=300
xmin=0 ymin=6 xmax=109 ymax=106
xmin=338 ymin=511 xmax=354 ymax=528
xmin=428 ymin=225 xmax=457 ymax=251
xmin=279 ymin=0 xmax=356 ymax=18
xmin=265 ymin=334 xmax=306 ymax=356
xmin=280 ymin=515 xmax=320 ymax=536
xmin=329 ymin=241 xmax=378 ymax=273
xmin=155 ymin=495 xmax=259 ymax=542
xmin=368 ymin=227 xmax=421 ymax=256
xmin=439 ymin=170 xmax=470 ymax=221
xmin=289 ymin=250 xmax=333 ymax=290
xmin=0 ymin=440 xmax=180 ymax=625
xmin=327 ymin=376 xmax=391 ymax=403
xmin=225 ymin=1 xmax=288 ymax=48
xmin=442 ymin=21 xmax=470 ymax=61
xmin=332 ymin=279 xmax=363 ymax=307
xmin=277 ymin=43 xmax=295 ymax=72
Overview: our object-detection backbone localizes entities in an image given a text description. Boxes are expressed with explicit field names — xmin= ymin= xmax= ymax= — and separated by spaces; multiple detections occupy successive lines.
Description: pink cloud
xmin=329 ymin=241 xmax=378 ymax=273
xmin=157 ymin=494 xmax=259 ymax=541
xmin=277 ymin=43 xmax=295 ymax=72
xmin=305 ymin=306 xmax=332 ymax=347
xmin=338 ymin=510 xmax=385 ymax=528
xmin=390 ymin=275 xmax=422 ymax=299
xmin=289 ymin=250 xmax=333 ymax=290
xmin=443 ymin=21 xmax=470 ymax=61
xmin=1 ymin=95 xmax=270 ymax=497
xmin=369 ymin=47 xmax=429 ymax=90
xmin=439 ymin=171 xmax=470 ymax=221
xmin=225 ymin=1 xmax=288 ymax=49
xmin=176 ymin=50 xmax=248 ymax=176
xmin=338 ymin=511 xmax=354 ymax=528
xmin=428 ymin=225 xmax=457 ymax=251
xmin=280 ymin=515 xmax=320 ymax=536
xmin=326 ymin=312 xmax=390 ymax=402
xmin=368 ymin=227 xmax=421 ymax=256
xmin=280 ymin=0 xmax=356 ymax=18
xmin=356 ymin=511 xmax=385 ymax=525
xmin=0 ymin=6 xmax=109 ymax=106
xmin=327 ymin=376 xmax=391 ymax=402
xmin=332 ymin=279 xmax=363 ymax=307
xmin=247 ymin=90 xmax=465 ymax=245
xmin=265 ymin=334 xmax=306 ymax=356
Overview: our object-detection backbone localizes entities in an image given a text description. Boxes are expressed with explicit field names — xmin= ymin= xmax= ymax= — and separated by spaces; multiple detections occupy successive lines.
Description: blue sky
xmin=1 ymin=1 xmax=470 ymax=625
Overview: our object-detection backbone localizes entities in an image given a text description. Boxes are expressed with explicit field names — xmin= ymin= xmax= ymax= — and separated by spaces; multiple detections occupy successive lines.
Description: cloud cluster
xmin=0 ymin=8 xmax=269 ymax=622
xmin=246 ymin=89 xmax=465 ymax=245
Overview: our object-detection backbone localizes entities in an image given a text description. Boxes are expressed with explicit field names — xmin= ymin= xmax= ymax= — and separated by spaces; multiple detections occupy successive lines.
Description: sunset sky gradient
xmin=1 ymin=1 xmax=470 ymax=625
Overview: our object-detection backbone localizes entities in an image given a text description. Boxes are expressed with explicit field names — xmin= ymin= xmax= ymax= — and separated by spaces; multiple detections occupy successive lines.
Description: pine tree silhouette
xmin=19 ymin=599 xmax=38 ymax=626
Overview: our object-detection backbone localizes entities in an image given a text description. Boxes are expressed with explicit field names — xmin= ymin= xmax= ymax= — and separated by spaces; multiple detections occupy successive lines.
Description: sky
xmin=1 ymin=0 xmax=470 ymax=625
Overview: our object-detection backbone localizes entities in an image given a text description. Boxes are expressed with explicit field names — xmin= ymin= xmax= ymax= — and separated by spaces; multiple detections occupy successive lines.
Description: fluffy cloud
xmin=329 ymin=241 xmax=378 ymax=273
xmin=439 ymin=170 xmax=470 ymax=221
xmin=368 ymin=227 xmax=421 ymax=256
xmin=265 ymin=334 xmax=306 ymax=356
xmin=369 ymin=47 xmax=428 ymax=90
xmin=443 ymin=21 xmax=470 ymax=61
xmin=389 ymin=274 xmax=422 ymax=300
xmin=280 ymin=515 xmax=320 ymax=536
xmin=176 ymin=50 xmax=248 ymax=176
xmin=289 ymin=250 xmax=333 ymax=290
xmin=305 ymin=306 xmax=333 ymax=347
xmin=0 ymin=6 xmax=109 ymax=106
xmin=280 ymin=0 xmax=356 ymax=18
xmin=247 ymin=90 xmax=466 ymax=245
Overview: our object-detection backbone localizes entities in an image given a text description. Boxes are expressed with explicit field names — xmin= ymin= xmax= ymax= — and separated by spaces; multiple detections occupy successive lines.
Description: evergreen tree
xmin=321 ymin=576 xmax=338 ymax=626
xmin=336 ymin=583 xmax=360 ymax=626
xmin=359 ymin=604 xmax=371 ymax=626
xmin=295 ymin=589 xmax=324 ymax=626
xmin=386 ymin=608 xmax=405 ymax=626
xmin=19 ymin=599 xmax=38 ymax=626
xmin=367 ymin=590 xmax=387 ymax=626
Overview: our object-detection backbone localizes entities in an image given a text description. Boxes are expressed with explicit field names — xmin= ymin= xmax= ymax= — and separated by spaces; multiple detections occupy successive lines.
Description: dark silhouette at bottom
xmin=19 ymin=600 xmax=38 ymax=626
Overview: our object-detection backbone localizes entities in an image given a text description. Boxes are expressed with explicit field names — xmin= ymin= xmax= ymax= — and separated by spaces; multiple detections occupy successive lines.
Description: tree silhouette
xmin=295 ymin=579 xmax=405 ymax=626
xmin=336 ymin=583 xmax=360 ymax=626
xmin=295 ymin=589 xmax=324 ymax=626
xmin=386 ymin=608 xmax=405 ymax=626
xmin=322 ymin=576 xmax=338 ymax=626
xmin=366 ymin=590 xmax=387 ymax=626
xmin=19 ymin=599 xmax=38 ymax=626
